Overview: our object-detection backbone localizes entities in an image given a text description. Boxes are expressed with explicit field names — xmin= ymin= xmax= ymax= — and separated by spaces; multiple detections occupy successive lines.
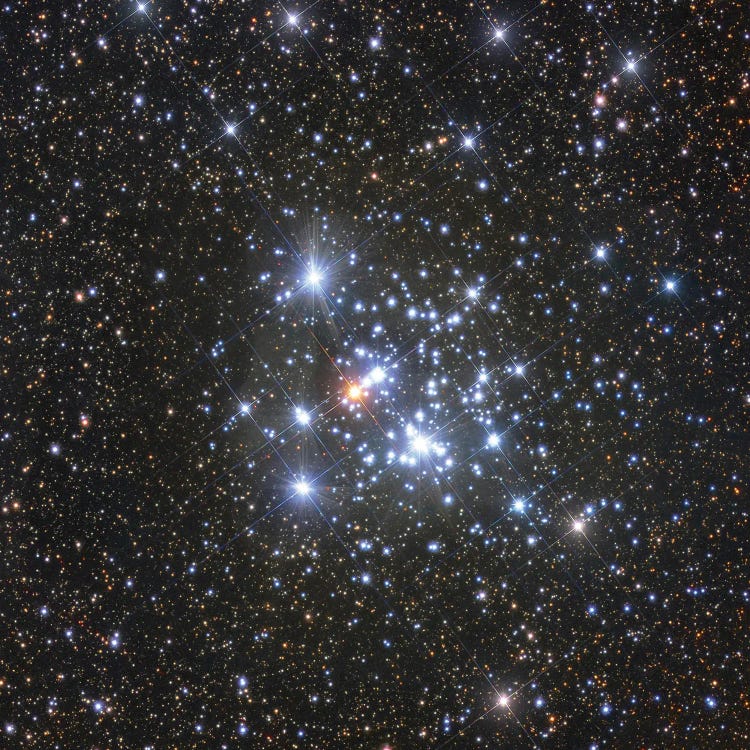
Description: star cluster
xmin=2 ymin=1 xmax=748 ymax=748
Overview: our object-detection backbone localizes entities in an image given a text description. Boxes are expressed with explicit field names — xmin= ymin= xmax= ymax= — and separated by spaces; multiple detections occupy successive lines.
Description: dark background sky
xmin=2 ymin=1 xmax=748 ymax=748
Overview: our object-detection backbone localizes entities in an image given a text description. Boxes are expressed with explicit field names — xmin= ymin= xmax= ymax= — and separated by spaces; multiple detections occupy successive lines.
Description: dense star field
xmin=3 ymin=0 xmax=748 ymax=747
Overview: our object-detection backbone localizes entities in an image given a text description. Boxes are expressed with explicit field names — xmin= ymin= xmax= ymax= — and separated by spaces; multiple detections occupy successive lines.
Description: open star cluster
xmin=2 ymin=1 xmax=747 ymax=748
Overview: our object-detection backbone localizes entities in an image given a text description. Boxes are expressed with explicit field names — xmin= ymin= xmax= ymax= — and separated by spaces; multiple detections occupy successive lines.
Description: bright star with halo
xmin=294 ymin=480 xmax=312 ymax=496
xmin=306 ymin=267 xmax=322 ymax=286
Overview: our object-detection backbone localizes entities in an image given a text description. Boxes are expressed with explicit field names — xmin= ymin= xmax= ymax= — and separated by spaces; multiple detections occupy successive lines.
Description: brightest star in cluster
xmin=411 ymin=434 xmax=431 ymax=454
xmin=306 ymin=267 xmax=322 ymax=287
xmin=294 ymin=480 xmax=312 ymax=496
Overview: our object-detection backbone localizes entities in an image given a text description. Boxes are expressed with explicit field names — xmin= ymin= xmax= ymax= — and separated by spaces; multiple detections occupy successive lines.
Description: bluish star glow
xmin=306 ymin=267 xmax=323 ymax=287
xmin=364 ymin=366 xmax=386 ymax=385
xmin=294 ymin=480 xmax=312 ymax=496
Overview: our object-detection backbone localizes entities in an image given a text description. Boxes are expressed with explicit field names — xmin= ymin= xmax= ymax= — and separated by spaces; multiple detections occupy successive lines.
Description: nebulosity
xmin=2 ymin=1 xmax=748 ymax=748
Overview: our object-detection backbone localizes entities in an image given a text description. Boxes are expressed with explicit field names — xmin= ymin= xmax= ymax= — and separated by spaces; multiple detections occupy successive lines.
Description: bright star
xmin=487 ymin=433 xmax=500 ymax=448
xmin=294 ymin=480 xmax=312 ymax=496
xmin=411 ymin=434 xmax=431 ymax=454
xmin=365 ymin=366 xmax=385 ymax=385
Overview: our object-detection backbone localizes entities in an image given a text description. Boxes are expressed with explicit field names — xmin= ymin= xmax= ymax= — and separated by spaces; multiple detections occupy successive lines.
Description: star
xmin=306 ymin=267 xmax=322 ymax=286
xmin=294 ymin=480 xmax=312 ymax=496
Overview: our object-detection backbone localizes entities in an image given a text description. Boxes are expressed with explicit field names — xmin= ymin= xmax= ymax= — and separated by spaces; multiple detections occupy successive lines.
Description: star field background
xmin=3 ymin=0 xmax=749 ymax=747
